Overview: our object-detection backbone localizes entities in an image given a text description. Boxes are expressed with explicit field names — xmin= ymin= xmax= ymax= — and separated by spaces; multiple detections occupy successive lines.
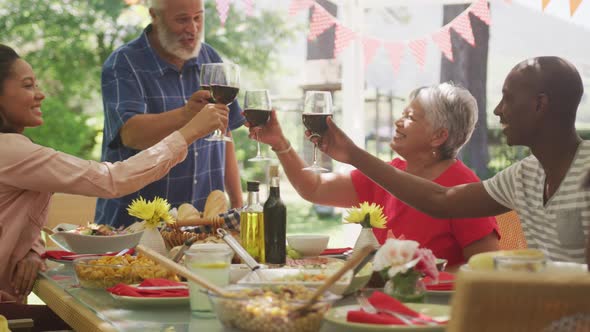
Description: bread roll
xmin=177 ymin=203 xmax=201 ymax=221
xmin=203 ymin=190 xmax=228 ymax=218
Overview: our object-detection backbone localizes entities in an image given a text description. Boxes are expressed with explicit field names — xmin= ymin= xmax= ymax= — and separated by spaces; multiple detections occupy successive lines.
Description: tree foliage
xmin=0 ymin=0 xmax=298 ymax=159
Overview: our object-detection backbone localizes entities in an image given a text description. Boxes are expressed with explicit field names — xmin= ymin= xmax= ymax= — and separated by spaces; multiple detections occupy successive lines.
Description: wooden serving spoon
xmin=290 ymin=245 xmax=375 ymax=318
xmin=137 ymin=245 xmax=231 ymax=297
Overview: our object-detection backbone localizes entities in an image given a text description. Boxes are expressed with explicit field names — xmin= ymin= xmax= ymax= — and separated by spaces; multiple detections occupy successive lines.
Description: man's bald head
xmin=511 ymin=56 xmax=583 ymax=119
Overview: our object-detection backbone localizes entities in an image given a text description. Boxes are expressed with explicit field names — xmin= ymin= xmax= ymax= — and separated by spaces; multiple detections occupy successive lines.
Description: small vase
xmin=354 ymin=227 xmax=381 ymax=252
xmin=384 ymin=269 xmax=426 ymax=303
xmin=139 ymin=226 xmax=168 ymax=256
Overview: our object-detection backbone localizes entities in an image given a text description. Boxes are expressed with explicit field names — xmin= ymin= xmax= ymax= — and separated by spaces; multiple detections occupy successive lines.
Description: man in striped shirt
xmin=315 ymin=56 xmax=589 ymax=265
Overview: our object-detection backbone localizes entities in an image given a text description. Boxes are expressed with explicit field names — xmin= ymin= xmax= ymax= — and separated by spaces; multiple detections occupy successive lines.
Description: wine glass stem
xmin=312 ymin=143 xmax=318 ymax=166
xmin=255 ymin=133 xmax=262 ymax=157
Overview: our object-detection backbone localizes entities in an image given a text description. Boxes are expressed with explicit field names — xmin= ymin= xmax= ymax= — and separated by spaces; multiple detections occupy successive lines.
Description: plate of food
xmin=50 ymin=223 xmax=143 ymax=254
xmin=460 ymin=249 xmax=588 ymax=274
xmin=324 ymin=304 xmax=450 ymax=331
xmin=237 ymin=267 xmax=353 ymax=295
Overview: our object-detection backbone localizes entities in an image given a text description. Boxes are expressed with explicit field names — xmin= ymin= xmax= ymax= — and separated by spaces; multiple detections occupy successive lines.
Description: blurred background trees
xmin=0 ymin=0 xmax=298 ymax=163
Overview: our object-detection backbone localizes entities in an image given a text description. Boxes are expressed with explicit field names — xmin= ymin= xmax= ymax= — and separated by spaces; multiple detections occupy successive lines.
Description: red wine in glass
xmin=244 ymin=109 xmax=271 ymax=127
xmin=302 ymin=113 xmax=330 ymax=136
xmin=211 ymin=84 xmax=239 ymax=105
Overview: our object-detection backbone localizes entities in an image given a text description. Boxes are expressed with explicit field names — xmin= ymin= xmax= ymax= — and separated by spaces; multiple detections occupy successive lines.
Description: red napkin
xmin=42 ymin=248 xmax=135 ymax=261
xmin=423 ymin=271 xmax=455 ymax=291
xmin=320 ymin=247 xmax=353 ymax=255
xmin=107 ymin=278 xmax=188 ymax=298
xmin=347 ymin=291 xmax=442 ymax=325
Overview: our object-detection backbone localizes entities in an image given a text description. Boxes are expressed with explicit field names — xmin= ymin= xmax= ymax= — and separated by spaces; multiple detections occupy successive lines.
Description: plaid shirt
xmin=95 ymin=25 xmax=244 ymax=227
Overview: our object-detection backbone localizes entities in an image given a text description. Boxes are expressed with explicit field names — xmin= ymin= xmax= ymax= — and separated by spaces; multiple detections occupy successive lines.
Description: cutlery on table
xmin=134 ymin=285 xmax=188 ymax=290
xmin=217 ymin=228 xmax=267 ymax=281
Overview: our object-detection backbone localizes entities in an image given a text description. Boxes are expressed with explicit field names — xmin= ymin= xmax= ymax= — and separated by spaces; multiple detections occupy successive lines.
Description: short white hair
xmin=411 ymin=82 xmax=478 ymax=159
xmin=151 ymin=0 xmax=164 ymax=10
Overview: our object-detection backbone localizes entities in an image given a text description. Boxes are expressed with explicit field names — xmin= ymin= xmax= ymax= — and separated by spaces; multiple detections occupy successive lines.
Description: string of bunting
xmin=292 ymin=0 xmax=492 ymax=72
xmin=211 ymin=0 xmax=585 ymax=71
xmin=543 ymin=0 xmax=584 ymax=15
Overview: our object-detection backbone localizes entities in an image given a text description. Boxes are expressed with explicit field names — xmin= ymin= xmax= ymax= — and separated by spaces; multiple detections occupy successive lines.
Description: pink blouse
xmin=0 ymin=131 xmax=187 ymax=297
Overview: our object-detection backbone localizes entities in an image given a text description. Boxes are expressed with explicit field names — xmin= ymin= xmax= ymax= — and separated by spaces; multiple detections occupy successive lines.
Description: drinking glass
xmin=302 ymin=91 xmax=332 ymax=172
xmin=244 ymin=89 xmax=273 ymax=162
xmin=185 ymin=243 xmax=233 ymax=317
xmin=205 ymin=63 xmax=240 ymax=142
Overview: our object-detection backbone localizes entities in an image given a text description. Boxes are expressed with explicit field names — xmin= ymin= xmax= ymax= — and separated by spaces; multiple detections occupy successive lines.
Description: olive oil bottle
xmin=240 ymin=181 xmax=265 ymax=263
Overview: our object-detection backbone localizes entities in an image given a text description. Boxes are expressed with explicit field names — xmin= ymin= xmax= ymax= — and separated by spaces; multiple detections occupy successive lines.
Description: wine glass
xmin=205 ymin=63 xmax=240 ymax=142
xmin=244 ymin=89 xmax=273 ymax=162
xmin=302 ymin=91 xmax=333 ymax=172
xmin=199 ymin=63 xmax=217 ymax=104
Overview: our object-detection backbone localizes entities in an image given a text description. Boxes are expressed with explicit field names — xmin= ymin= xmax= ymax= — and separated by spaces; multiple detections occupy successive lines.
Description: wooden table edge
xmin=34 ymin=278 xmax=117 ymax=332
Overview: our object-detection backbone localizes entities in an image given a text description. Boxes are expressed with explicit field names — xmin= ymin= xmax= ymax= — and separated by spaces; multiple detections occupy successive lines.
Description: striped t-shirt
xmin=483 ymin=140 xmax=590 ymax=263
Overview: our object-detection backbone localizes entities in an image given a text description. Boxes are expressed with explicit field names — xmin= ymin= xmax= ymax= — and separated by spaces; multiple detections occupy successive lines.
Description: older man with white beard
xmin=96 ymin=0 xmax=245 ymax=227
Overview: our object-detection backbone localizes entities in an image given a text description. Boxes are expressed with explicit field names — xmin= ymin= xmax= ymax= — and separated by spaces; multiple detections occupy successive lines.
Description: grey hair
xmin=410 ymin=82 xmax=478 ymax=160
xmin=150 ymin=0 xmax=163 ymax=10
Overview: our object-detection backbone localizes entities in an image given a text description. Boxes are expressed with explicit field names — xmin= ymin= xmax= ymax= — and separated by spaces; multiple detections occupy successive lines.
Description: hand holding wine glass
xmin=307 ymin=115 xmax=357 ymax=165
xmin=179 ymin=103 xmax=229 ymax=144
xmin=243 ymin=89 xmax=273 ymax=162
xmin=246 ymin=110 xmax=288 ymax=150
xmin=302 ymin=91 xmax=333 ymax=172
xmin=204 ymin=63 xmax=240 ymax=142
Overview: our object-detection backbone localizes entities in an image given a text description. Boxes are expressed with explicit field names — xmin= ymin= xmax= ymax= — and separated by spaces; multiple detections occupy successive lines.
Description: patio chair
xmin=44 ymin=193 xmax=96 ymax=247
xmin=495 ymin=210 xmax=527 ymax=250
xmin=448 ymin=271 xmax=590 ymax=332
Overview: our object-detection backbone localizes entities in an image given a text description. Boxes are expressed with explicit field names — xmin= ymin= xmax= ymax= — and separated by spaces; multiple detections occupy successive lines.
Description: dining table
xmin=34 ymin=261 xmax=452 ymax=332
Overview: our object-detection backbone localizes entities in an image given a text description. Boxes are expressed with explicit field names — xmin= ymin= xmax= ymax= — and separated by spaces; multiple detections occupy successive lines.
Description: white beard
xmin=156 ymin=20 xmax=202 ymax=61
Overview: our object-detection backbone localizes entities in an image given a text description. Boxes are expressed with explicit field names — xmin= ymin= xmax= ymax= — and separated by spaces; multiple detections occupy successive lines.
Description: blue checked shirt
xmin=95 ymin=25 xmax=245 ymax=227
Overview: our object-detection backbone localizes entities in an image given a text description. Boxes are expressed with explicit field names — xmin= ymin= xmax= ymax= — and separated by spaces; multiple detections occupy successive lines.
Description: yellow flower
xmin=127 ymin=196 xmax=174 ymax=229
xmin=345 ymin=202 xmax=387 ymax=229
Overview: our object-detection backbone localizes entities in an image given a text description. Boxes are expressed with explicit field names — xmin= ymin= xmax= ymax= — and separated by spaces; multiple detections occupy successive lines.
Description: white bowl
xmin=287 ymin=235 xmax=330 ymax=257
xmin=50 ymin=223 xmax=143 ymax=254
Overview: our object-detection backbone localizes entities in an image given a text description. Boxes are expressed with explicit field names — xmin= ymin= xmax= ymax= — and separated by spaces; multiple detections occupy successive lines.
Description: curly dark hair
xmin=0 ymin=44 xmax=21 ymax=132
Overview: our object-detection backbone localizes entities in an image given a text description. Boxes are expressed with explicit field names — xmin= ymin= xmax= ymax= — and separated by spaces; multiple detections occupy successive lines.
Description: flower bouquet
xmin=345 ymin=202 xmax=387 ymax=251
xmin=127 ymin=196 xmax=174 ymax=255
xmin=373 ymin=238 xmax=439 ymax=303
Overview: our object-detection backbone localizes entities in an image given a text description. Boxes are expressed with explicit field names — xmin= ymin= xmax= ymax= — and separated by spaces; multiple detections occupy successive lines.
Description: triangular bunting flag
xmin=451 ymin=12 xmax=475 ymax=47
xmin=362 ymin=37 xmax=381 ymax=67
xmin=242 ymin=0 xmax=254 ymax=17
xmin=216 ymin=0 xmax=231 ymax=26
xmin=471 ymin=0 xmax=491 ymax=25
xmin=308 ymin=4 xmax=336 ymax=41
xmin=334 ymin=24 xmax=357 ymax=58
xmin=432 ymin=26 xmax=454 ymax=62
xmin=384 ymin=42 xmax=405 ymax=74
xmin=408 ymin=38 xmax=428 ymax=70
xmin=542 ymin=0 xmax=551 ymax=10
xmin=288 ymin=0 xmax=313 ymax=17
xmin=570 ymin=0 xmax=583 ymax=16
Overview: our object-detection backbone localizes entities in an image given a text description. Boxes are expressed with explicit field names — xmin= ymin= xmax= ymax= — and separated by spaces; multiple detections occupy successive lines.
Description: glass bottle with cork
xmin=240 ymin=181 xmax=265 ymax=262
xmin=264 ymin=165 xmax=287 ymax=265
